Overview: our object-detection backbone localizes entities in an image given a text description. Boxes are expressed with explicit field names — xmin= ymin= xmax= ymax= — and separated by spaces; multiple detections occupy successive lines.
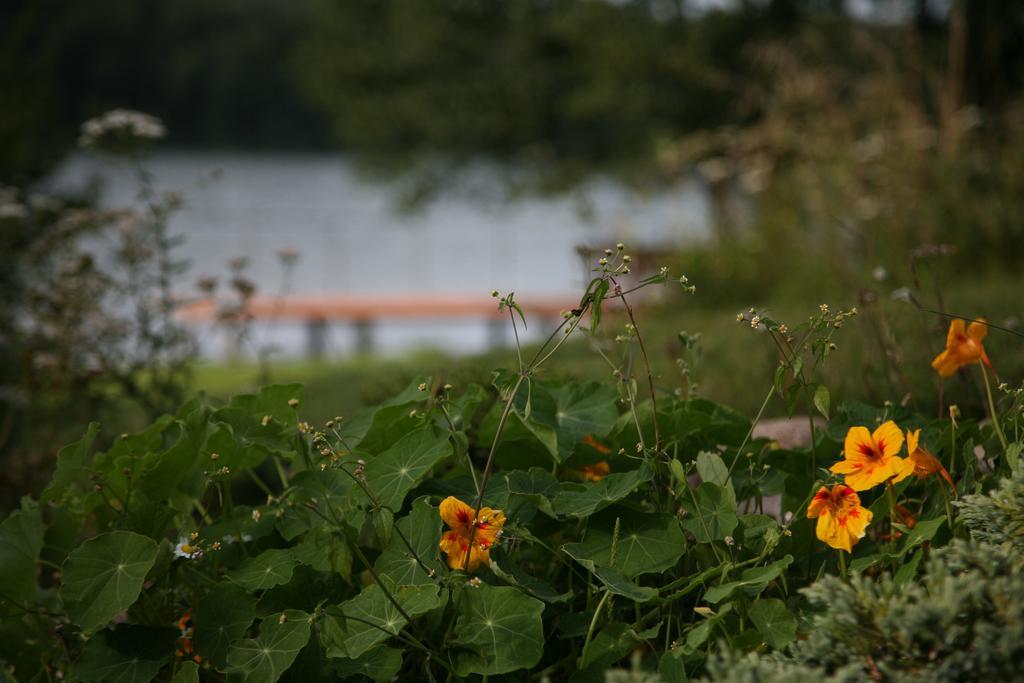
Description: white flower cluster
xmin=78 ymin=109 xmax=166 ymax=149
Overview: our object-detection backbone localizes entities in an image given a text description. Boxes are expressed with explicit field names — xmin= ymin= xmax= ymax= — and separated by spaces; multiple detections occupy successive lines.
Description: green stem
xmin=939 ymin=480 xmax=956 ymax=537
xmin=582 ymin=590 xmax=611 ymax=664
xmin=837 ymin=550 xmax=847 ymax=580
xmin=981 ymin=363 xmax=1009 ymax=452
xmin=727 ymin=385 xmax=774 ymax=477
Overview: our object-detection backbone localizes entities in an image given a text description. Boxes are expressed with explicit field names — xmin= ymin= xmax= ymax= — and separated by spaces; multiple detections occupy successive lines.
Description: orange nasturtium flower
xmin=931 ymin=318 xmax=992 ymax=377
xmin=438 ymin=496 xmax=506 ymax=572
xmin=580 ymin=461 xmax=611 ymax=482
xmin=582 ymin=434 xmax=612 ymax=454
xmin=806 ymin=485 xmax=873 ymax=552
xmin=830 ymin=421 xmax=910 ymax=491
xmin=905 ymin=429 xmax=955 ymax=491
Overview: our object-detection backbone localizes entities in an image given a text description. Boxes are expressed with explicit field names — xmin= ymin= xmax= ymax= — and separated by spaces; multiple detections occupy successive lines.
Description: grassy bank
xmin=192 ymin=270 xmax=1022 ymax=427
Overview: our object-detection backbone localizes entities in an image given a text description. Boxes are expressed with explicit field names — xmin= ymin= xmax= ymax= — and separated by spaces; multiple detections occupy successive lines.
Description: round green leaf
xmin=552 ymin=463 xmax=654 ymax=518
xmin=225 ymin=610 xmax=312 ymax=683
xmin=75 ymin=625 xmax=177 ymax=683
xmin=682 ymin=482 xmax=738 ymax=543
xmin=748 ymin=598 xmax=797 ymax=649
xmin=563 ymin=507 xmax=686 ymax=578
xmin=193 ymin=582 xmax=257 ymax=667
xmin=229 ymin=548 xmax=299 ymax=591
xmin=60 ymin=531 xmax=159 ymax=634
xmin=0 ymin=499 xmax=44 ymax=607
xmin=452 ymin=585 xmax=545 ymax=676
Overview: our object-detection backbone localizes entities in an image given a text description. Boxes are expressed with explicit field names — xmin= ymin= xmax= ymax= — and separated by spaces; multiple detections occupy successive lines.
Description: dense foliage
xmin=1 ymin=255 xmax=1020 ymax=681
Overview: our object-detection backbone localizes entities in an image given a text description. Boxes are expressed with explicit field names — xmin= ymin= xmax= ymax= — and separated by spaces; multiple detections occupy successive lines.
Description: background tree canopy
xmin=4 ymin=0 xmax=1024 ymax=185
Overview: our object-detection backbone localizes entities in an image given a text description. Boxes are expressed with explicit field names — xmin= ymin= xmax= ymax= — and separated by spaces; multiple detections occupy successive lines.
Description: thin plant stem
xmin=837 ymin=550 xmax=847 ymax=580
xmin=939 ymin=481 xmax=956 ymax=536
xmin=582 ymin=590 xmax=611 ymax=664
xmin=727 ymin=385 xmax=774 ymax=477
xmin=611 ymin=280 xmax=661 ymax=452
xmin=980 ymin=363 xmax=1009 ymax=451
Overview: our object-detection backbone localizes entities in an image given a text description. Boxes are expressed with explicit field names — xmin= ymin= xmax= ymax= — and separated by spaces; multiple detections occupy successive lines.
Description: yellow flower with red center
xmin=806 ymin=484 xmax=873 ymax=552
xmin=905 ymin=429 xmax=955 ymax=491
xmin=931 ymin=318 xmax=992 ymax=377
xmin=830 ymin=421 xmax=911 ymax=491
xmin=438 ymin=496 xmax=506 ymax=573
xmin=580 ymin=461 xmax=611 ymax=481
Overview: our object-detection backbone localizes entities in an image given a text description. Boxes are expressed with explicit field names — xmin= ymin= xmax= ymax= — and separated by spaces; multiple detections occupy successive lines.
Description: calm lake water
xmin=47 ymin=151 xmax=711 ymax=357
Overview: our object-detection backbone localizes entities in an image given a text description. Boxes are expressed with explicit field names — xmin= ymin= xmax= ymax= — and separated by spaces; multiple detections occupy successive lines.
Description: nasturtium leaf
xmin=330 ymin=646 xmax=404 ymax=681
xmin=138 ymin=406 xmax=211 ymax=500
xmin=60 ymin=531 xmax=159 ymax=634
xmin=193 ymin=582 xmax=257 ymax=667
xmin=549 ymin=382 xmax=619 ymax=461
xmin=506 ymin=467 xmax=560 ymax=518
xmin=356 ymin=376 xmax=432 ymax=454
xmin=229 ymin=548 xmax=299 ymax=591
xmin=702 ymin=555 xmax=794 ymax=603
xmin=451 ymin=584 xmax=545 ymax=676
xmin=563 ymin=507 xmax=686 ymax=578
xmin=323 ymin=583 xmax=443 ymax=659
xmin=658 ymin=650 xmax=689 ymax=683
xmin=229 ymin=384 xmax=303 ymax=427
xmin=443 ymin=383 xmax=488 ymax=429
xmin=373 ymin=497 xmax=444 ymax=587
xmin=681 ymin=482 xmax=738 ymax=543
xmin=551 ymin=463 xmax=654 ymax=518
xmin=355 ymin=426 xmax=452 ymax=512
xmin=293 ymin=526 xmax=353 ymax=579
xmin=696 ymin=451 xmax=731 ymax=490
xmin=899 ymin=517 xmax=945 ymax=555
xmin=578 ymin=622 xmax=660 ymax=671
xmin=169 ymin=661 xmax=199 ymax=683
xmin=225 ymin=610 xmax=312 ymax=683
xmin=0 ymin=498 xmax=44 ymax=606
xmin=894 ymin=548 xmax=924 ymax=587
xmin=74 ymin=625 xmax=177 ymax=683
xmin=491 ymin=552 xmax=572 ymax=603
xmin=203 ymin=423 xmax=268 ymax=472
xmin=418 ymin=472 xmax=510 ymax=510
xmin=41 ymin=422 xmax=99 ymax=503
xmin=210 ymin=406 xmax=289 ymax=458
xmin=849 ymin=553 xmax=887 ymax=574
xmin=748 ymin=598 xmax=797 ymax=649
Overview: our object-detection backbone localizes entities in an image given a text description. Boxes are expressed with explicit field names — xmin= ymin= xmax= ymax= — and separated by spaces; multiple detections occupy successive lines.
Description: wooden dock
xmin=177 ymin=293 xmax=580 ymax=356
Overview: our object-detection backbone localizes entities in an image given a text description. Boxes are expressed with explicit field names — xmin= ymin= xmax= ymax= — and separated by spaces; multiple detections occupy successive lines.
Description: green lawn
xmin=192 ymin=271 xmax=1022 ymax=429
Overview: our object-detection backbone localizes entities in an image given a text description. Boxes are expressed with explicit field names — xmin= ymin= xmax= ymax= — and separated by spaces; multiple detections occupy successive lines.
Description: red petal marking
xmin=848 ymin=509 xmax=859 ymax=518
xmin=813 ymin=491 xmax=828 ymax=501
xmin=858 ymin=443 xmax=875 ymax=457
xmin=877 ymin=439 xmax=886 ymax=453
xmin=456 ymin=509 xmax=471 ymax=524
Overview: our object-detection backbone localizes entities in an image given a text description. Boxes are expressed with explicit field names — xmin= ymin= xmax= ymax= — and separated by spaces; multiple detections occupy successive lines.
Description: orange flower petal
xmin=872 ymin=421 xmax=904 ymax=460
xmin=440 ymin=496 xmax=475 ymax=536
xmin=844 ymin=426 xmax=876 ymax=462
xmin=966 ymin=319 xmax=988 ymax=343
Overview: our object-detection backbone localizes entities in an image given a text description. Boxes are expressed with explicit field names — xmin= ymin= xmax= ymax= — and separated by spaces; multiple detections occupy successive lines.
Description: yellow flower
xmin=830 ymin=421 xmax=910 ymax=491
xmin=905 ymin=429 xmax=955 ymax=491
xmin=806 ymin=484 xmax=873 ymax=552
xmin=438 ymin=496 xmax=506 ymax=573
xmin=931 ymin=318 xmax=992 ymax=377
xmin=580 ymin=461 xmax=611 ymax=482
